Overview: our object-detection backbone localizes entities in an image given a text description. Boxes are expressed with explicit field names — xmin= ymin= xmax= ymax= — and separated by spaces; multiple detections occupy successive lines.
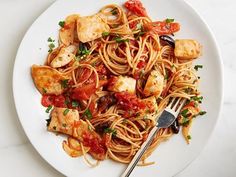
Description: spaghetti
xmin=31 ymin=0 xmax=205 ymax=167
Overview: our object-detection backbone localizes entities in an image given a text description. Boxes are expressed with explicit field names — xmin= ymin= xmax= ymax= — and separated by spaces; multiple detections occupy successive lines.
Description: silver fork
xmin=121 ymin=97 xmax=186 ymax=177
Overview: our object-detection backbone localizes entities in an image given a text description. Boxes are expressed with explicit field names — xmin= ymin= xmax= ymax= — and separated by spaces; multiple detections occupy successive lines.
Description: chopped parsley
xmin=48 ymin=43 xmax=55 ymax=53
xmin=110 ymin=8 xmax=118 ymax=15
xmin=83 ymin=109 xmax=92 ymax=120
xmin=187 ymin=135 xmax=191 ymax=140
xmin=58 ymin=21 xmax=65 ymax=28
xmin=184 ymin=87 xmax=192 ymax=94
xmin=181 ymin=109 xmax=188 ymax=117
xmin=182 ymin=117 xmax=189 ymax=126
xmin=64 ymin=98 xmax=70 ymax=105
xmin=114 ymin=37 xmax=129 ymax=43
xmin=194 ymin=65 xmax=203 ymax=71
xmin=45 ymin=105 xmax=53 ymax=113
xmin=199 ymin=111 xmax=207 ymax=115
xmin=72 ymin=100 xmax=79 ymax=108
xmin=191 ymin=96 xmax=203 ymax=103
xmin=104 ymin=128 xmax=117 ymax=136
xmin=60 ymin=79 xmax=69 ymax=89
xmin=77 ymin=43 xmax=90 ymax=58
xmin=63 ymin=108 xmax=69 ymax=116
xmin=53 ymin=126 xmax=57 ymax=130
xmin=102 ymin=32 xmax=110 ymax=37
xmin=166 ymin=18 xmax=175 ymax=23
xmin=47 ymin=37 xmax=55 ymax=42
xmin=42 ymin=88 xmax=47 ymax=94
xmin=88 ymin=125 xmax=93 ymax=131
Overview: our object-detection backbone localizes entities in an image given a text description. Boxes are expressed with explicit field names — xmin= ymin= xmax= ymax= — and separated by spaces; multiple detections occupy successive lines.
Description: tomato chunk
xmin=115 ymin=92 xmax=146 ymax=112
xmin=71 ymin=83 xmax=96 ymax=100
xmin=41 ymin=95 xmax=66 ymax=107
xmin=124 ymin=0 xmax=148 ymax=17
xmin=41 ymin=95 xmax=54 ymax=107
xmin=144 ymin=21 xmax=180 ymax=35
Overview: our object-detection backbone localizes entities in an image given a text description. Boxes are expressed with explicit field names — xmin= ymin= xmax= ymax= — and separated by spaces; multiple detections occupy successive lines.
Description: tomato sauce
xmin=115 ymin=92 xmax=146 ymax=112
xmin=82 ymin=132 xmax=106 ymax=154
xmin=124 ymin=0 xmax=148 ymax=17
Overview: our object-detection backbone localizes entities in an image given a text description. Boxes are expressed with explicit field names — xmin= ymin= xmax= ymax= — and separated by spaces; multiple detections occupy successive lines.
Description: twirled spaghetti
xmin=31 ymin=0 xmax=206 ymax=167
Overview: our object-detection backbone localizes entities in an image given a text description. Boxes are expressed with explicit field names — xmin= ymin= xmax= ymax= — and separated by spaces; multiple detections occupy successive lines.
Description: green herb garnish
xmin=72 ymin=100 xmax=79 ymax=108
xmin=194 ymin=65 xmax=203 ymax=71
xmin=110 ymin=8 xmax=118 ymax=15
xmin=102 ymin=32 xmax=110 ymax=37
xmin=58 ymin=21 xmax=65 ymax=28
xmin=181 ymin=109 xmax=188 ymax=117
xmin=199 ymin=111 xmax=207 ymax=115
xmin=166 ymin=18 xmax=174 ymax=23
xmin=42 ymin=88 xmax=47 ymax=94
xmin=191 ymin=96 xmax=203 ymax=103
xmin=45 ymin=105 xmax=53 ymax=113
xmin=114 ymin=37 xmax=129 ymax=43
xmin=48 ymin=43 xmax=55 ymax=53
xmin=64 ymin=98 xmax=70 ymax=105
xmin=60 ymin=79 xmax=69 ymax=89
xmin=104 ymin=128 xmax=117 ymax=136
xmin=77 ymin=43 xmax=90 ymax=57
xmin=62 ymin=123 xmax=67 ymax=127
xmin=83 ymin=109 xmax=92 ymax=120
xmin=63 ymin=108 xmax=69 ymax=116
xmin=187 ymin=135 xmax=191 ymax=140
xmin=47 ymin=37 xmax=55 ymax=42
xmin=88 ymin=125 xmax=93 ymax=131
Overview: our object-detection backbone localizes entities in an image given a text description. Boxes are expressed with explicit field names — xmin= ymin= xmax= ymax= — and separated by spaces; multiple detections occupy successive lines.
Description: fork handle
xmin=120 ymin=126 xmax=159 ymax=177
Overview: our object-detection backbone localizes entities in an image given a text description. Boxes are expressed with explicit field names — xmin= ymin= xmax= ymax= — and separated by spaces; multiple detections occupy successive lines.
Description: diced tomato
xmin=124 ymin=0 xmax=148 ymax=17
xmin=103 ymin=134 xmax=111 ymax=147
xmin=41 ymin=95 xmax=66 ymax=107
xmin=144 ymin=21 xmax=180 ymax=35
xmin=53 ymin=95 xmax=66 ymax=107
xmin=115 ymin=92 xmax=146 ymax=112
xmin=78 ymin=68 xmax=93 ymax=83
xmin=82 ymin=132 xmax=106 ymax=155
xmin=96 ymin=64 xmax=108 ymax=75
xmin=129 ymin=21 xmax=138 ymax=29
xmin=71 ymin=83 xmax=96 ymax=100
xmin=137 ymin=60 xmax=146 ymax=69
xmin=41 ymin=95 xmax=54 ymax=107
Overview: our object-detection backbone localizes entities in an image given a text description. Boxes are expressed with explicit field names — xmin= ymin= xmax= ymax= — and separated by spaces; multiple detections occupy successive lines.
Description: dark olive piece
xmin=160 ymin=35 xmax=175 ymax=47
xmin=171 ymin=119 xmax=180 ymax=134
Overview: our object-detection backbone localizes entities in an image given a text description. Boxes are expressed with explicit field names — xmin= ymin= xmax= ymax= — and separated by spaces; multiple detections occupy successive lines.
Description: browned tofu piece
xmin=48 ymin=107 xmax=79 ymax=135
xmin=50 ymin=45 xmax=76 ymax=68
xmin=59 ymin=14 xmax=79 ymax=46
xmin=143 ymin=70 xmax=164 ymax=97
xmin=48 ymin=107 xmax=106 ymax=160
xmin=77 ymin=13 xmax=110 ymax=43
xmin=31 ymin=65 xmax=71 ymax=95
xmin=174 ymin=39 xmax=202 ymax=60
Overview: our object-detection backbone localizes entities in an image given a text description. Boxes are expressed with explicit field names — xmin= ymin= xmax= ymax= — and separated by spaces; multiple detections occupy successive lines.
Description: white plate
xmin=13 ymin=0 xmax=223 ymax=176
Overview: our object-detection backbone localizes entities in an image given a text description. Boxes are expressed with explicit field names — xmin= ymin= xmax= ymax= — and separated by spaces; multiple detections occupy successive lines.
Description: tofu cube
xmin=50 ymin=45 xmax=76 ymax=68
xmin=77 ymin=13 xmax=110 ymax=43
xmin=108 ymin=76 xmax=136 ymax=94
xmin=174 ymin=39 xmax=202 ymax=60
xmin=143 ymin=70 xmax=164 ymax=97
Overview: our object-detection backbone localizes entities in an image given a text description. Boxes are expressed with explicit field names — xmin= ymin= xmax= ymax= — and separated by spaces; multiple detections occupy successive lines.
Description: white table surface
xmin=0 ymin=0 xmax=235 ymax=176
